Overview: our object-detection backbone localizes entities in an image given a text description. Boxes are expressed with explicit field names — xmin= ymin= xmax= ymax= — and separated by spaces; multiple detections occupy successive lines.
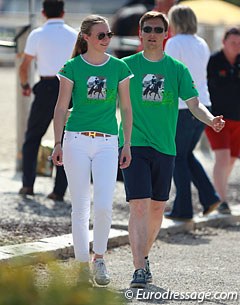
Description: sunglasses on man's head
xmin=97 ymin=31 xmax=114 ymax=40
xmin=142 ymin=26 xmax=164 ymax=34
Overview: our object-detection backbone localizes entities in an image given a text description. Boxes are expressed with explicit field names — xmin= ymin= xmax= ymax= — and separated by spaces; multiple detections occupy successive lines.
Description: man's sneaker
xmin=145 ymin=258 xmax=153 ymax=283
xmin=92 ymin=258 xmax=110 ymax=286
xmin=130 ymin=268 xmax=147 ymax=288
xmin=218 ymin=202 xmax=231 ymax=215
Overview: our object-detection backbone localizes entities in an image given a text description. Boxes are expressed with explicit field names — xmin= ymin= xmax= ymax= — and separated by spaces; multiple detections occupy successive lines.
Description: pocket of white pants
xmin=63 ymin=131 xmax=82 ymax=147
xmin=100 ymin=136 xmax=118 ymax=149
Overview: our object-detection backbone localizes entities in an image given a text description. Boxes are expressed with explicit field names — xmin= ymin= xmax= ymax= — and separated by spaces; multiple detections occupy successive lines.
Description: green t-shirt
xmin=119 ymin=52 xmax=198 ymax=155
xmin=58 ymin=54 xmax=132 ymax=135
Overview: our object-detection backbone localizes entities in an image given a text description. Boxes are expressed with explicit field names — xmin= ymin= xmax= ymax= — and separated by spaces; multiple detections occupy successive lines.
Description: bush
xmin=0 ymin=257 xmax=124 ymax=305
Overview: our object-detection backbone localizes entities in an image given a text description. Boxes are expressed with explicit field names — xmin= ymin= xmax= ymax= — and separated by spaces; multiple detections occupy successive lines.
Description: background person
xmin=119 ymin=11 xmax=225 ymax=288
xmin=51 ymin=15 xmax=132 ymax=286
xmin=205 ymin=27 xmax=240 ymax=214
xmin=111 ymin=0 xmax=153 ymax=58
xmin=164 ymin=5 xmax=221 ymax=221
xmin=111 ymin=0 xmax=176 ymax=59
xmin=19 ymin=0 xmax=77 ymax=201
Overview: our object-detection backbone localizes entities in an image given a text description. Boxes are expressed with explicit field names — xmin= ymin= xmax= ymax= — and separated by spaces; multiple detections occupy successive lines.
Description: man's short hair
xmin=139 ymin=11 xmax=169 ymax=32
xmin=224 ymin=27 xmax=240 ymax=40
xmin=43 ymin=0 xmax=64 ymax=18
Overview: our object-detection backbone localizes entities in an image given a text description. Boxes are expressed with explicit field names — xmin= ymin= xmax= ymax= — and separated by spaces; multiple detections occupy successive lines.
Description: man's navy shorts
xmin=120 ymin=146 xmax=175 ymax=202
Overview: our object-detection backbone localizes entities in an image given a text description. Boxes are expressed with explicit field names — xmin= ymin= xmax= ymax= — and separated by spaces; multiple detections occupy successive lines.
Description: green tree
xmin=225 ymin=0 xmax=240 ymax=6
xmin=179 ymin=0 xmax=240 ymax=6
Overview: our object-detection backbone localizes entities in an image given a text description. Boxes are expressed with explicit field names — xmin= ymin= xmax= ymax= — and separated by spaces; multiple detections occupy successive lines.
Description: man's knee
xmin=129 ymin=198 xmax=150 ymax=218
xmin=151 ymin=200 xmax=166 ymax=213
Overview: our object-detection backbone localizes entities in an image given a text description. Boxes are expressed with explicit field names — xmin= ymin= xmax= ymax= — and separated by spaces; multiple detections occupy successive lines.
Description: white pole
xmin=15 ymin=0 xmax=36 ymax=171
xmin=29 ymin=0 xmax=36 ymax=30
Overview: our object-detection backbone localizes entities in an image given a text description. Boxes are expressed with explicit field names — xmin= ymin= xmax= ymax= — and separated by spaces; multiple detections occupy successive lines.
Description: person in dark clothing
xmin=18 ymin=0 xmax=77 ymax=201
xmin=111 ymin=0 xmax=154 ymax=58
xmin=205 ymin=27 xmax=240 ymax=214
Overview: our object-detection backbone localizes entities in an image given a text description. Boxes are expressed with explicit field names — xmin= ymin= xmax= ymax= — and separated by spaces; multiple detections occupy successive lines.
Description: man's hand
xmin=211 ymin=115 xmax=225 ymax=132
xmin=119 ymin=145 xmax=132 ymax=169
xmin=21 ymin=83 xmax=32 ymax=97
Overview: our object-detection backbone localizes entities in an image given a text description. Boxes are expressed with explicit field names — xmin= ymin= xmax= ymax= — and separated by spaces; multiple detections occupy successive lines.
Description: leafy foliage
xmin=224 ymin=0 xmax=240 ymax=7
xmin=0 ymin=258 xmax=124 ymax=305
xmin=179 ymin=0 xmax=240 ymax=6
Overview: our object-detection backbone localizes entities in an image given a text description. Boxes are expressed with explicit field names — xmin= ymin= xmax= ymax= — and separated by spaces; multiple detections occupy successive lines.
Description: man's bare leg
xmin=128 ymin=198 xmax=150 ymax=270
xmin=145 ymin=200 xmax=166 ymax=257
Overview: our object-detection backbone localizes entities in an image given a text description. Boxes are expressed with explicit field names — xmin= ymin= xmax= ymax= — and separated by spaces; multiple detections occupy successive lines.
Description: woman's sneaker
xmin=92 ymin=259 xmax=110 ymax=286
xmin=145 ymin=258 xmax=153 ymax=283
xmin=130 ymin=268 xmax=147 ymax=288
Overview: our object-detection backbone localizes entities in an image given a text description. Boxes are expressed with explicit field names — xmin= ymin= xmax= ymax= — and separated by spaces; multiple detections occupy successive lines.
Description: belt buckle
xmin=89 ymin=132 xmax=96 ymax=138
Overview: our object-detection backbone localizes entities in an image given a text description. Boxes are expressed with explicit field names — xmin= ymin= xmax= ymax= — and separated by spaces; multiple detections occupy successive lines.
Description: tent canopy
xmin=181 ymin=0 xmax=240 ymax=25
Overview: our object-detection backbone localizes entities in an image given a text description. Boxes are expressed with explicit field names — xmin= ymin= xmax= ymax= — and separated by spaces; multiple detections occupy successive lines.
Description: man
xmin=205 ymin=27 xmax=240 ymax=214
xmin=119 ymin=11 xmax=225 ymax=288
xmin=19 ymin=0 xmax=77 ymax=200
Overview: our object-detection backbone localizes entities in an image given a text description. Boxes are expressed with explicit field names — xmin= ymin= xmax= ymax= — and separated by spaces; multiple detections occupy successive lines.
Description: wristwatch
xmin=21 ymin=83 xmax=30 ymax=90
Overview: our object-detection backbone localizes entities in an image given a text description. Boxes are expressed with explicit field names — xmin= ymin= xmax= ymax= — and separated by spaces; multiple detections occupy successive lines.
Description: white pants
xmin=63 ymin=131 xmax=118 ymax=262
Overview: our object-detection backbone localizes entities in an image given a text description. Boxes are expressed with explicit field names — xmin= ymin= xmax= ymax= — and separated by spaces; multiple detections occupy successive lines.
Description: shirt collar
xmin=44 ymin=19 xmax=64 ymax=26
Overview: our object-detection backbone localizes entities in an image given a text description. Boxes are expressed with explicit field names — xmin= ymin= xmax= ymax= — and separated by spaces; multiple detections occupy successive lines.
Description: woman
xmin=164 ymin=5 xmax=221 ymax=221
xmin=51 ymin=15 xmax=132 ymax=285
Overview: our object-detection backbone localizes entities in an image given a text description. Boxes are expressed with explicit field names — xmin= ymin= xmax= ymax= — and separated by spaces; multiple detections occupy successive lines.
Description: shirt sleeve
xmin=24 ymin=30 xmax=39 ymax=57
xmin=58 ymin=60 xmax=74 ymax=82
xmin=119 ymin=60 xmax=134 ymax=83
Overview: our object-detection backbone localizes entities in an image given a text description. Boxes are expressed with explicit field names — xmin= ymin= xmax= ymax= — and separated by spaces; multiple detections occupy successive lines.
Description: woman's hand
xmin=119 ymin=145 xmax=132 ymax=169
xmin=51 ymin=143 xmax=63 ymax=166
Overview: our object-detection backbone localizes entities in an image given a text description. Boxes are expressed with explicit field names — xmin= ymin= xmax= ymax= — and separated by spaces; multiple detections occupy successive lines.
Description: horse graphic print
xmin=142 ymin=74 xmax=164 ymax=102
xmin=87 ymin=76 xmax=106 ymax=100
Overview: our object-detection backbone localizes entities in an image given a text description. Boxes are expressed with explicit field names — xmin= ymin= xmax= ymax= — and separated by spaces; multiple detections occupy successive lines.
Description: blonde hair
xmin=71 ymin=15 xmax=109 ymax=58
xmin=168 ymin=5 xmax=197 ymax=35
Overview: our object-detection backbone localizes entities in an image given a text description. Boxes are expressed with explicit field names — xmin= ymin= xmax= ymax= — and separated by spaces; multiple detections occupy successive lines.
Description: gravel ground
xmin=33 ymin=224 xmax=240 ymax=305
xmin=0 ymin=66 xmax=240 ymax=247
xmin=1 ymin=170 xmax=240 ymax=247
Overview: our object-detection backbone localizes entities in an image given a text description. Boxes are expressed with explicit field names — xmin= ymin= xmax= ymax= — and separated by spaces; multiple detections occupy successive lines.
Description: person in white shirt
xmin=18 ymin=0 xmax=77 ymax=201
xmin=164 ymin=4 xmax=221 ymax=220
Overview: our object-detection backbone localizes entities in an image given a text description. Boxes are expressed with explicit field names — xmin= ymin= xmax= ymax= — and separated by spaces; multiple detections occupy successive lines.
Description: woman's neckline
xmin=80 ymin=54 xmax=110 ymax=66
